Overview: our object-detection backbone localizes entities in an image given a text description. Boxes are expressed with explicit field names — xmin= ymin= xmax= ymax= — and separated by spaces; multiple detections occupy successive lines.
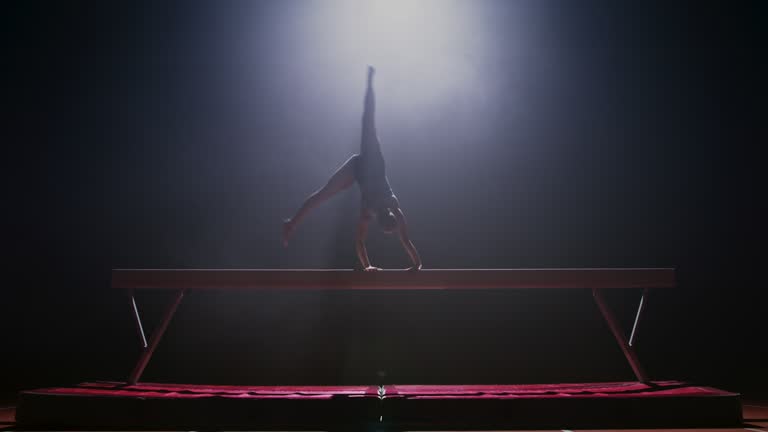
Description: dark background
xmin=4 ymin=1 xmax=765 ymax=396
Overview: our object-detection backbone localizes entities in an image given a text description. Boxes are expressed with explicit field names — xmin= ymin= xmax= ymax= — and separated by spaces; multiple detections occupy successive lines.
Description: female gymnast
xmin=282 ymin=66 xmax=422 ymax=271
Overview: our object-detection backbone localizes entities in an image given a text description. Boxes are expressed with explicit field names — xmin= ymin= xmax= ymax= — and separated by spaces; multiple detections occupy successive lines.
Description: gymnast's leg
xmin=282 ymin=155 xmax=357 ymax=247
xmin=361 ymin=66 xmax=382 ymax=159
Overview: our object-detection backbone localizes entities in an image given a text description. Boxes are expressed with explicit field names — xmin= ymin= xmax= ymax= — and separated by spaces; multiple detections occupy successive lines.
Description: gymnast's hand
xmin=364 ymin=266 xmax=382 ymax=272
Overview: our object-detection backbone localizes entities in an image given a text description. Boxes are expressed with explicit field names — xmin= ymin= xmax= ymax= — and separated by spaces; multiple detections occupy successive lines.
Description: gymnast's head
xmin=376 ymin=207 xmax=399 ymax=234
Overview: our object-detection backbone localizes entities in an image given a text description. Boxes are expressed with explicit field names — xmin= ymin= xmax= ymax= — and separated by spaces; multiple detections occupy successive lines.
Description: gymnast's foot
xmin=367 ymin=65 xmax=375 ymax=84
xmin=282 ymin=218 xmax=296 ymax=247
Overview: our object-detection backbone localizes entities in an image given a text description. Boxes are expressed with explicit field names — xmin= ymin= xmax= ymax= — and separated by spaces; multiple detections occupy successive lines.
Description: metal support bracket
xmin=127 ymin=289 xmax=186 ymax=385
xmin=129 ymin=290 xmax=148 ymax=349
xmin=629 ymin=287 xmax=649 ymax=347
xmin=592 ymin=287 xmax=650 ymax=382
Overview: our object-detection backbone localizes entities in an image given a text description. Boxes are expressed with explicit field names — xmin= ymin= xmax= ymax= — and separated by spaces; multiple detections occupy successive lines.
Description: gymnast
xmin=282 ymin=66 xmax=422 ymax=271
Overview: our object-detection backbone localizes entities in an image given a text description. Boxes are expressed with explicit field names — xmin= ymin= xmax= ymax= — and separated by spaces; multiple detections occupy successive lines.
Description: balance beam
xmin=113 ymin=268 xmax=674 ymax=290
xmin=117 ymin=268 xmax=675 ymax=385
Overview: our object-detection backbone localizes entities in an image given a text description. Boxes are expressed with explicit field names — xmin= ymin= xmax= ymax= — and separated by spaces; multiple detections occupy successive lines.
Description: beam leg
xmin=592 ymin=288 xmax=649 ymax=382
xmin=629 ymin=288 xmax=649 ymax=347
xmin=128 ymin=289 xmax=185 ymax=385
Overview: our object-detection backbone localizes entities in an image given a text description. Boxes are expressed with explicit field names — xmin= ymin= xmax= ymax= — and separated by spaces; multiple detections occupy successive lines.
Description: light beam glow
xmin=304 ymin=0 xmax=486 ymax=106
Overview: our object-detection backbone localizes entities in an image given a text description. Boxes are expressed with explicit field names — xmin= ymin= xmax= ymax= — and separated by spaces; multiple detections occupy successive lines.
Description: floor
xmin=0 ymin=396 xmax=765 ymax=431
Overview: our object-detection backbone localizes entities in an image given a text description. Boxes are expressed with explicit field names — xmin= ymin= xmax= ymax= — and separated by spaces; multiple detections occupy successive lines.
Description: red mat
xmin=17 ymin=380 xmax=742 ymax=429
xmin=27 ymin=380 xmax=731 ymax=399
xmin=30 ymin=381 xmax=379 ymax=399
xmin=388 ymin=381 xmax=733 ymax=398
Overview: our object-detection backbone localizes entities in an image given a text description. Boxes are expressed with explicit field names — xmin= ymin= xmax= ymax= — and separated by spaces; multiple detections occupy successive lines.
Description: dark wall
xmin=4 ymin=1 xmax=765 ymax=394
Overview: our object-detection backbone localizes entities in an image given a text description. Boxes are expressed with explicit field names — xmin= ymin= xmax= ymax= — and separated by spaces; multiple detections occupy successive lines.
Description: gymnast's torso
xmin=353 ymin=152 xmax=393 ymax=210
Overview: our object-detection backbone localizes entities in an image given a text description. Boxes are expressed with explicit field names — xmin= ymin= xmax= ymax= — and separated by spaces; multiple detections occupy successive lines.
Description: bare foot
xmin=364 ymin=266 xmax=382 ymax=271
xmin=282 ymin=219 xmax=295 ymax=247
xmin=367 ymin=65 xmax=375 ymax=84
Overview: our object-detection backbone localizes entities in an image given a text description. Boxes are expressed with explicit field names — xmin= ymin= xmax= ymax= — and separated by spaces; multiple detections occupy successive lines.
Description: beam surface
xmin=112 ymin=268 xmax=675 ymax=290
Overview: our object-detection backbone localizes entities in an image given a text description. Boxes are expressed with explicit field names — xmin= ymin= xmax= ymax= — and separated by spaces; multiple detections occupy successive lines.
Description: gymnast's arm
xmin=394 ymin=207 xmax=422 ymax=270
xmin=355 ymin=211 xmax=379 ymax=271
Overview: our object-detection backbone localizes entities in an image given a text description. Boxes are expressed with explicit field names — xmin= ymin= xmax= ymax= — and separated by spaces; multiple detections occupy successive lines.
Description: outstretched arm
xmin=393 ymin=207 xmax=422 ymax=270
xmin=355 ymin=210 xmax=380 ymax=271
